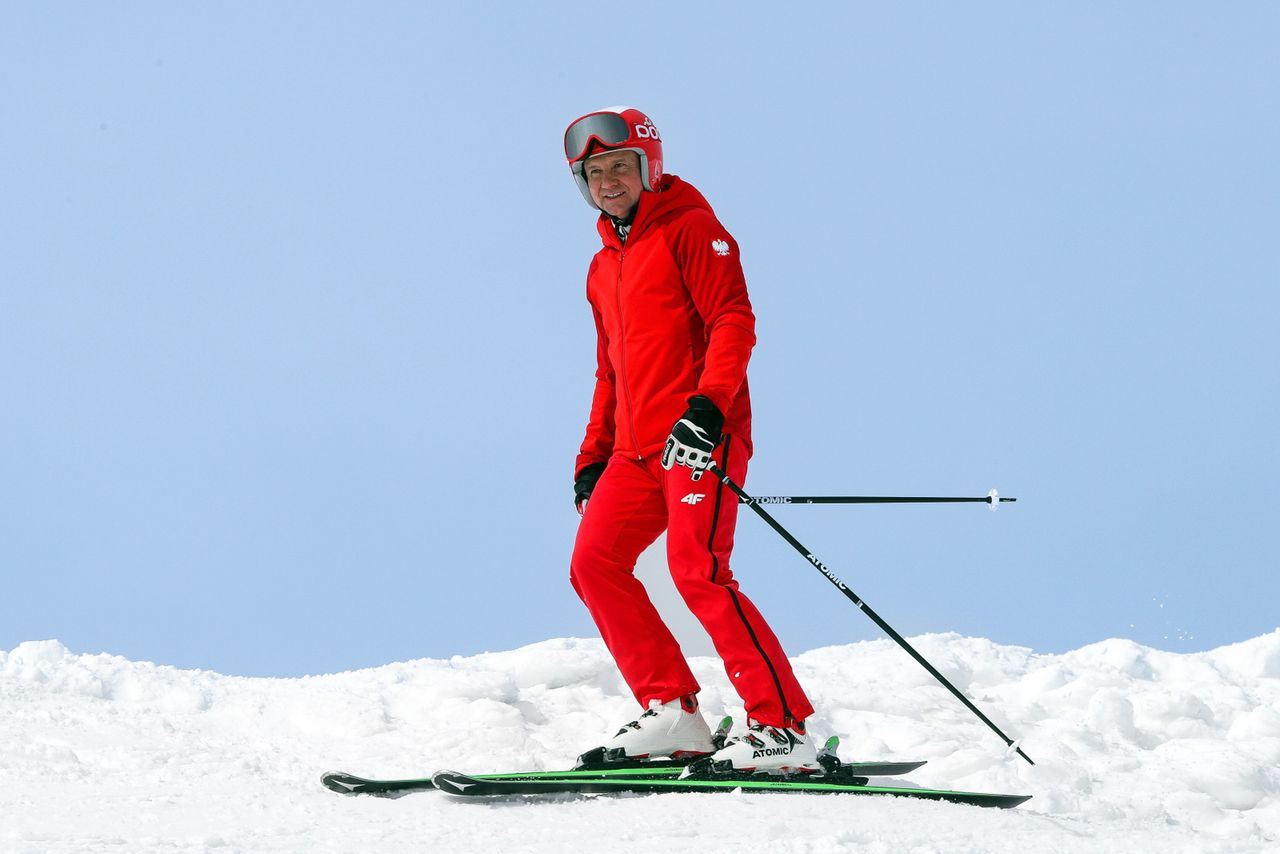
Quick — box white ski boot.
[603,695,715,760]
[706,720,820,774]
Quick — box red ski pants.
[569,437,814,727]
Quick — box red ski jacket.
[576,175,756,477]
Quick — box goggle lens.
[564,113,631,162]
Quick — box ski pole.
[707,463,1034,766]
[741,490,1016,508]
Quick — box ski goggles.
[564,112,632,163]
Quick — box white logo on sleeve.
[711,239,730,256]
[681,492,706,505]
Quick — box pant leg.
[661,436,815,727]
[570,455,700,707]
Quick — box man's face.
[584,150,644,218]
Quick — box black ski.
[321,758,926,797]
[431,770,1032,809]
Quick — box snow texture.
[3,631,1278,853]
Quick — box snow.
[3,632,1278,853]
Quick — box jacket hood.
[595,175,713,249]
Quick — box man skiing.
[564,107,818,773]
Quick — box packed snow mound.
[3,632,1278,853]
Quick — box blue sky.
[2,2,1277,677]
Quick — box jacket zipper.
[614,249,642,459]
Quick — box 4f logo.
[681,492,705,505]
[711,239,730,256]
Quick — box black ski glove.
[661,395,725,481]
[573,461,606,515]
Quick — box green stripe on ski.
[480,767,683,780]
